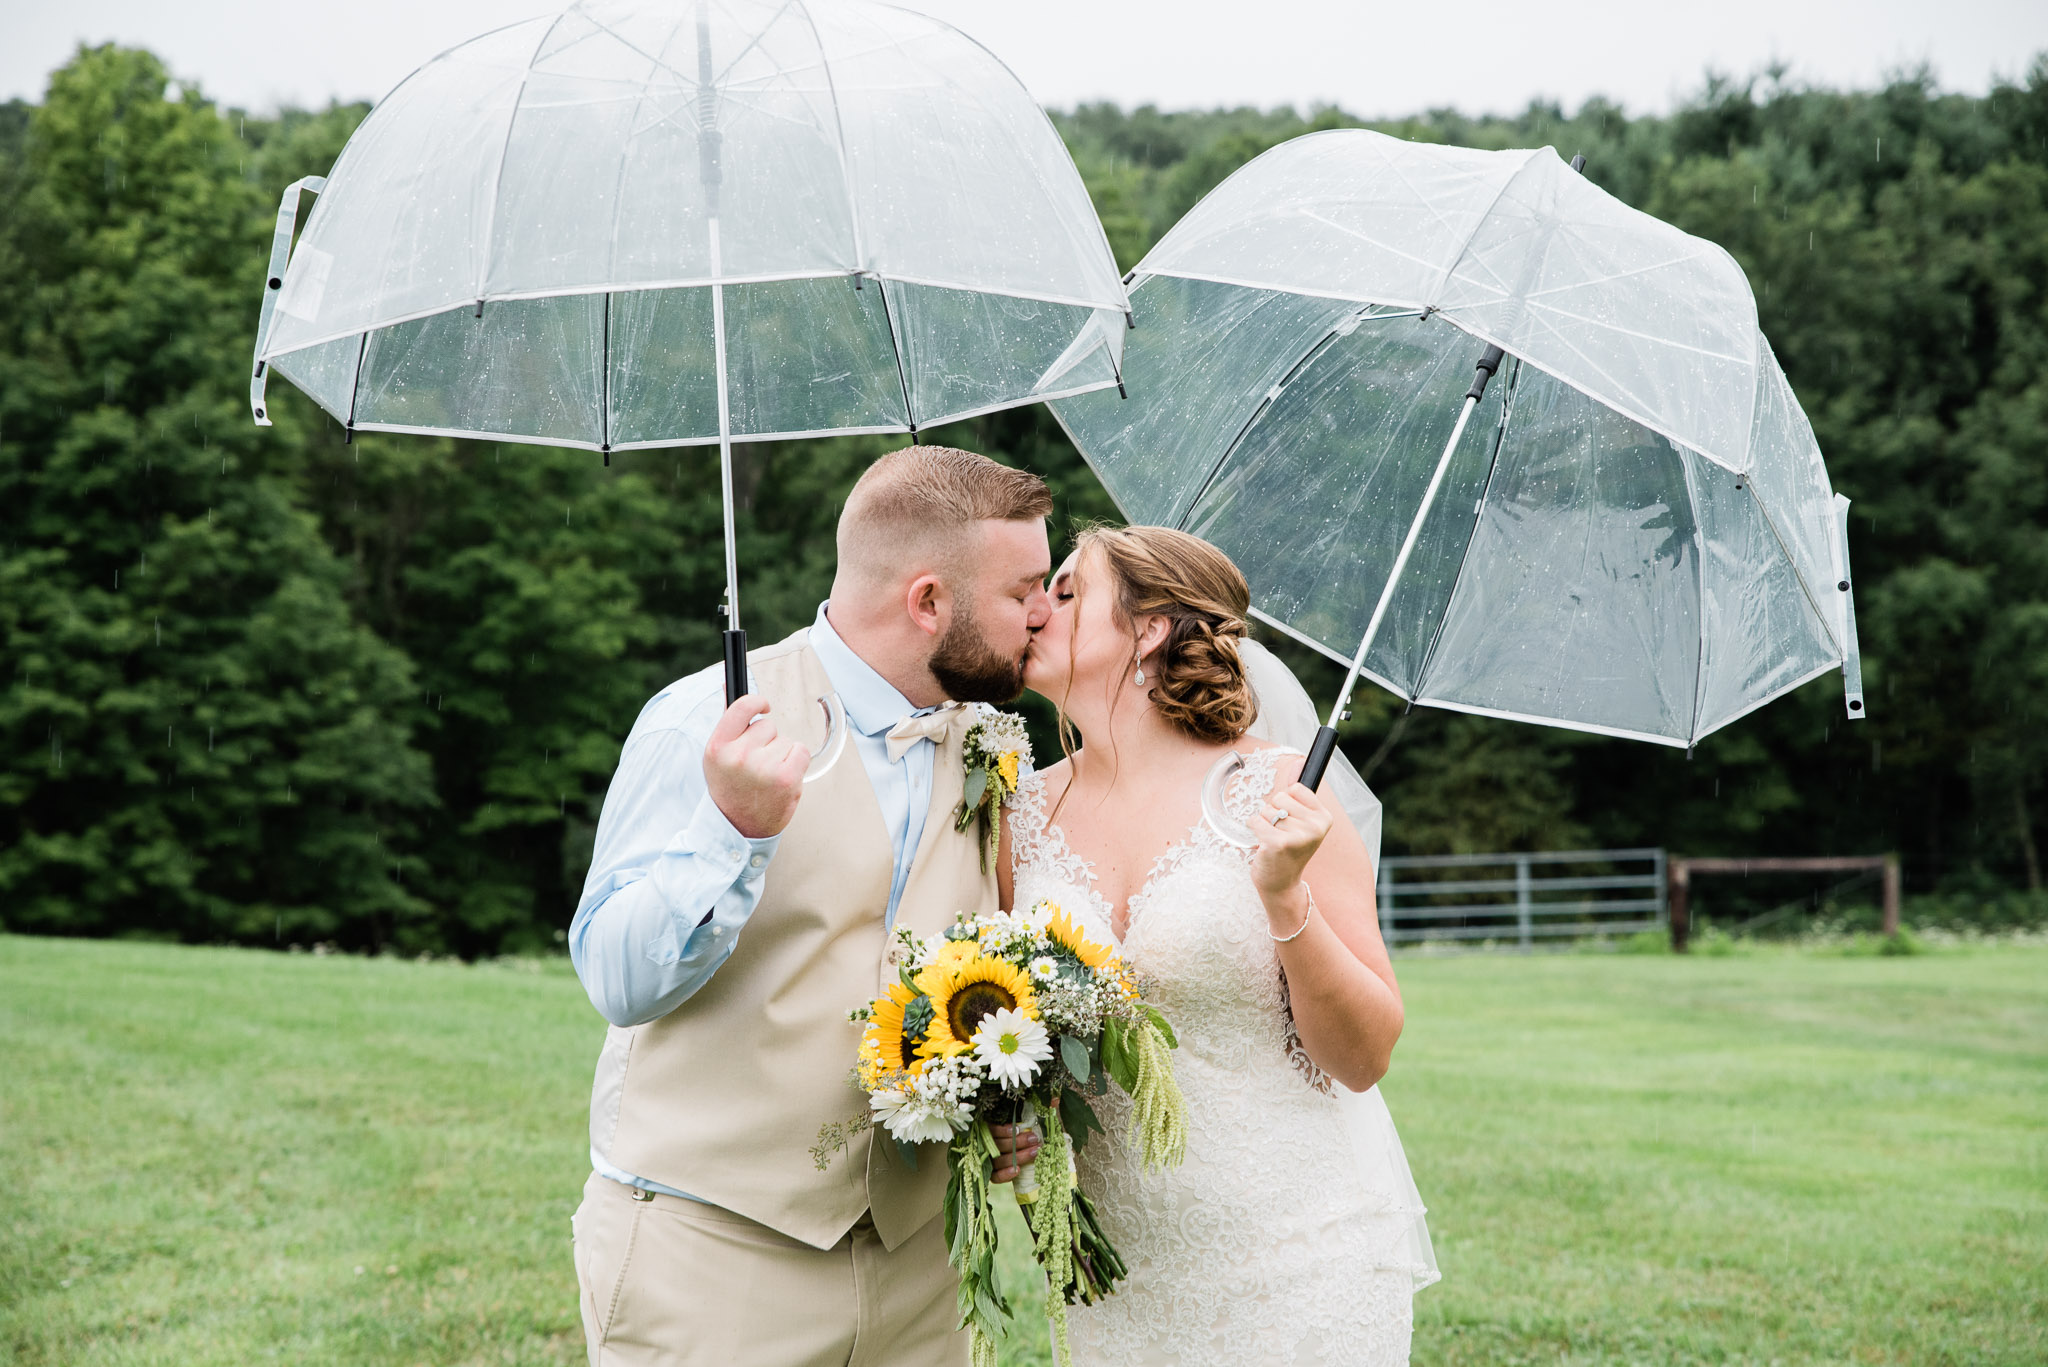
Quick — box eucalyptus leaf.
[962,765,989,809]
[1058,1032,1091,1081]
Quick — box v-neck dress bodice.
[1007,754,1435,1366]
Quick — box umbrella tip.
[1570,152,1588,174]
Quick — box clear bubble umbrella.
[249,0,1130,741]
[1050,129,1863,821]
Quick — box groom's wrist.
[676,793,780,886]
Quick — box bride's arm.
[1249,759,1404,1093]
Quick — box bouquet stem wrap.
[1010,1098,1045,1204]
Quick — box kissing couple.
[567,446,1435,1367]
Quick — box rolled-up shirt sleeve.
[569,691,780,1027]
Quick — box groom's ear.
[905,572,952,639]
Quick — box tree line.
[4,45,2046,954]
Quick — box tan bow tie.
[885,702,970,762]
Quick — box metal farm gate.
[1376,848,1668,950]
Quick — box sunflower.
[996,748,1020,790]
[1045,903,1116,972]
[860,981,928,1082]
[924,938,979,975]
[915,951,1038,1059]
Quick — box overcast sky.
[4,1,2042,119]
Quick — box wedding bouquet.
[844,899,1186,1366]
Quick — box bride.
[994,525,1437,1366]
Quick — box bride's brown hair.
[1067,525,1259,747]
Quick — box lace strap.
[1004,766,1052,867]
[1278,967,1337,1095]
[1220,745,1298,826]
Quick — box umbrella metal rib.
[1410,355,1521,702]
[1167,303,1417,533]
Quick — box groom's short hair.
[837,445,1052,586]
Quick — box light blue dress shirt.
[571,602,941,1199]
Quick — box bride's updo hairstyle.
[1075,526,1259,744]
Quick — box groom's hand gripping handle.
[704,696,809,840]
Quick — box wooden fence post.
[1668,860,1691,953]
[1882,855,1901,937]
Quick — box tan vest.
[589,629,998,1251]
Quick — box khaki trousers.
[571,1172,967,1367]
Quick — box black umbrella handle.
[723,629,749,704]
[1300,725,1341,791]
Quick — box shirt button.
[713,927,726,937]
[749,854,766,869]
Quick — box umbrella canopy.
[250,0,1129,450]
[249,0,1129,725]
[1053,129,1863,753]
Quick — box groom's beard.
[930,605,1027,704]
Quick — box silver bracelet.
[1269,882,1316,943]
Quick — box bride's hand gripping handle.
[1247,780,1333,914]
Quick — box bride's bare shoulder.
[1026,754,1074,800]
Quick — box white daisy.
[1028,955,1059,982]
[871,1086,964,1145]
[969,1007,1053,1089]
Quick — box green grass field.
[2,936,2042,1366]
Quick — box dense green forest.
[5,45,2048,954]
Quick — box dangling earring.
[1133,665,1146,686]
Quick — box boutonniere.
[953,711,1031,873]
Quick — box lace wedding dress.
[1008,750,1437,1367]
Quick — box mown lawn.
[2,935,2041,1366]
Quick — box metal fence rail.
[1377,847,1667,950]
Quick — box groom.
[567,446,1050,1367]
